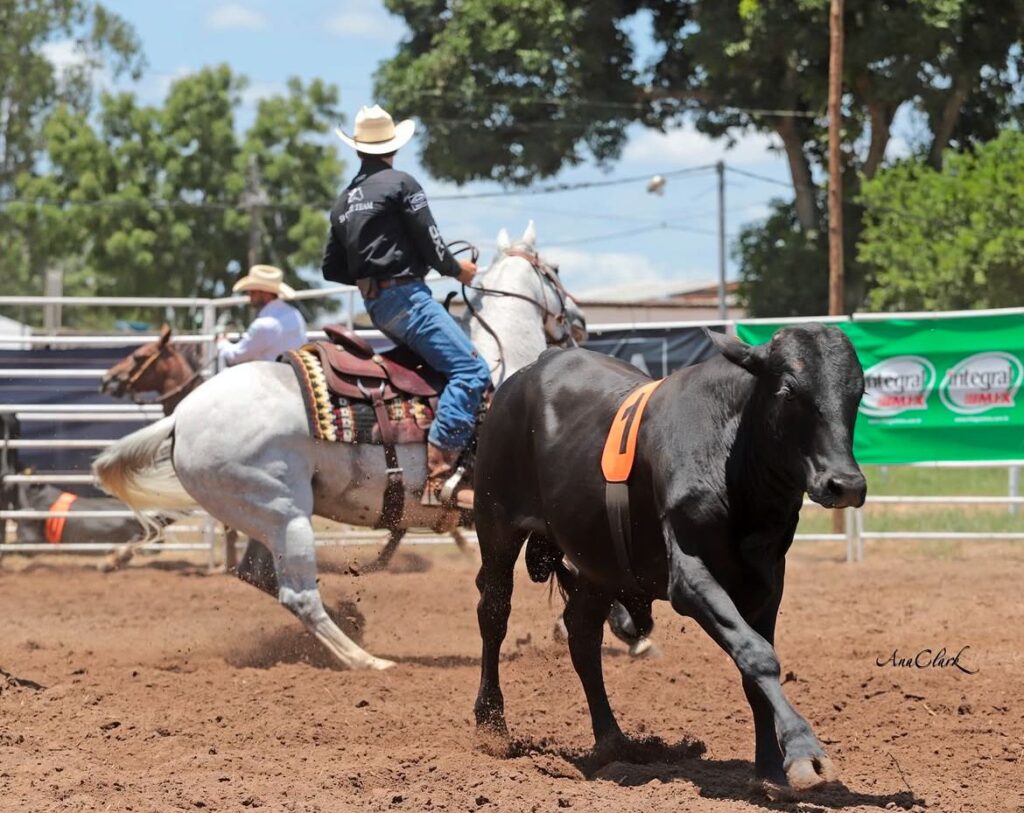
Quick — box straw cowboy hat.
[334,105,415,155]
[232,265,296,299]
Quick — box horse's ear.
[706,329,767,375]
[522,220,536,249]
[496,228,511,251]
[158,323,172,346]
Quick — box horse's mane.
[171,342,203,372]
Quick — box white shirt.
[218,298,307,366]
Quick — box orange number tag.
[601,380,664,483]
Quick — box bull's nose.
[826,472,867,508]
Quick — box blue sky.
[64,0,800,297]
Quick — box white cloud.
[41,39,86,72]
[624,125,783,167]
[326,2,403,41]
[541,247,666,295]
[206,3,268,31]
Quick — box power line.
[0,163,718,211]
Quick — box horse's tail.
[92,416,195,538]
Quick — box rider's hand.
[457,259,477,285]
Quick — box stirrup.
[439,466,466,506]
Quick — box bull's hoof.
[784,754,839,791]
[628,637,663,659]
[475,720,511,757]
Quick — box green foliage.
[4,65,345,326]
[858,130,1024,311]
[736,196,865,317]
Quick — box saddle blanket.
[282,347,435,444]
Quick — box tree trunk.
[775,116,818,233]
[928,74,972,170]
[855,75,894,180]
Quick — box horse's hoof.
[475,722,511,757]
[785,754,839,791]
[628,637,662,658]
[364,656,397,671]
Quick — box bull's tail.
[92,416,196,539]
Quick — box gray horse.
[94,223,585,670]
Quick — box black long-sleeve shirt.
[321,157,461,285]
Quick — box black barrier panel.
[583,325,722,379]
[0,345,149,478]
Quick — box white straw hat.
[334,105,415,154]
[232,265,296,299]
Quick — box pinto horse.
[95,223,588,670]
[472,324,867,795]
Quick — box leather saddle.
[311,324,446,401]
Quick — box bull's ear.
[158,323,172,346]
[706,329,767,375]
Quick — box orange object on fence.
[44,492,78,544]
[601,380,664,483]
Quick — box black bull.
[472,324,867,793]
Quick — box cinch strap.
[601,379,664,593]
[44,492,78,544]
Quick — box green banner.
[736,313,1024,464]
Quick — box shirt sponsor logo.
[406,191,428,212]
[428,224,445,261]
[348,187,365,204]
[860,355,936,417]
[939,351,1023,414]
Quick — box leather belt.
[378,276,422,290]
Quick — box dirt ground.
[1,539,1022,813]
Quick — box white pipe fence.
[2,291,1022,563]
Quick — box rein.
[126,347,213,407]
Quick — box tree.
[858,129,1024,312]
[6,66,345,326]
[0,0,142,308]
[377,0,1024,313]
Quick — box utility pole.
[828,0,846,538]
[716,160,727,320]
[827,0,844,316]
[242,154,269,269]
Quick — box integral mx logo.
[860,355,937,417]
[939,351,1023,415]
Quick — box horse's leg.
[361,528,406,573]
[607,600,659,658]
[273,512,395,671]
[473,519,527,736]
[563,576,624,752]
[236,538,279,597]
[451,528,474,559]
[223,527,239,572]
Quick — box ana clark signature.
[875,646,978,675]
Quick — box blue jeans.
[365,281,491,451]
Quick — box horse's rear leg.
[236,539,278,596]
[275,514,395,671]
[563,576,624,752]
[473,521,527,736]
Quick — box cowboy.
[321,105,489,510]
[218,265,308,367]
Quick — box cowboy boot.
[423,443,474,510]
